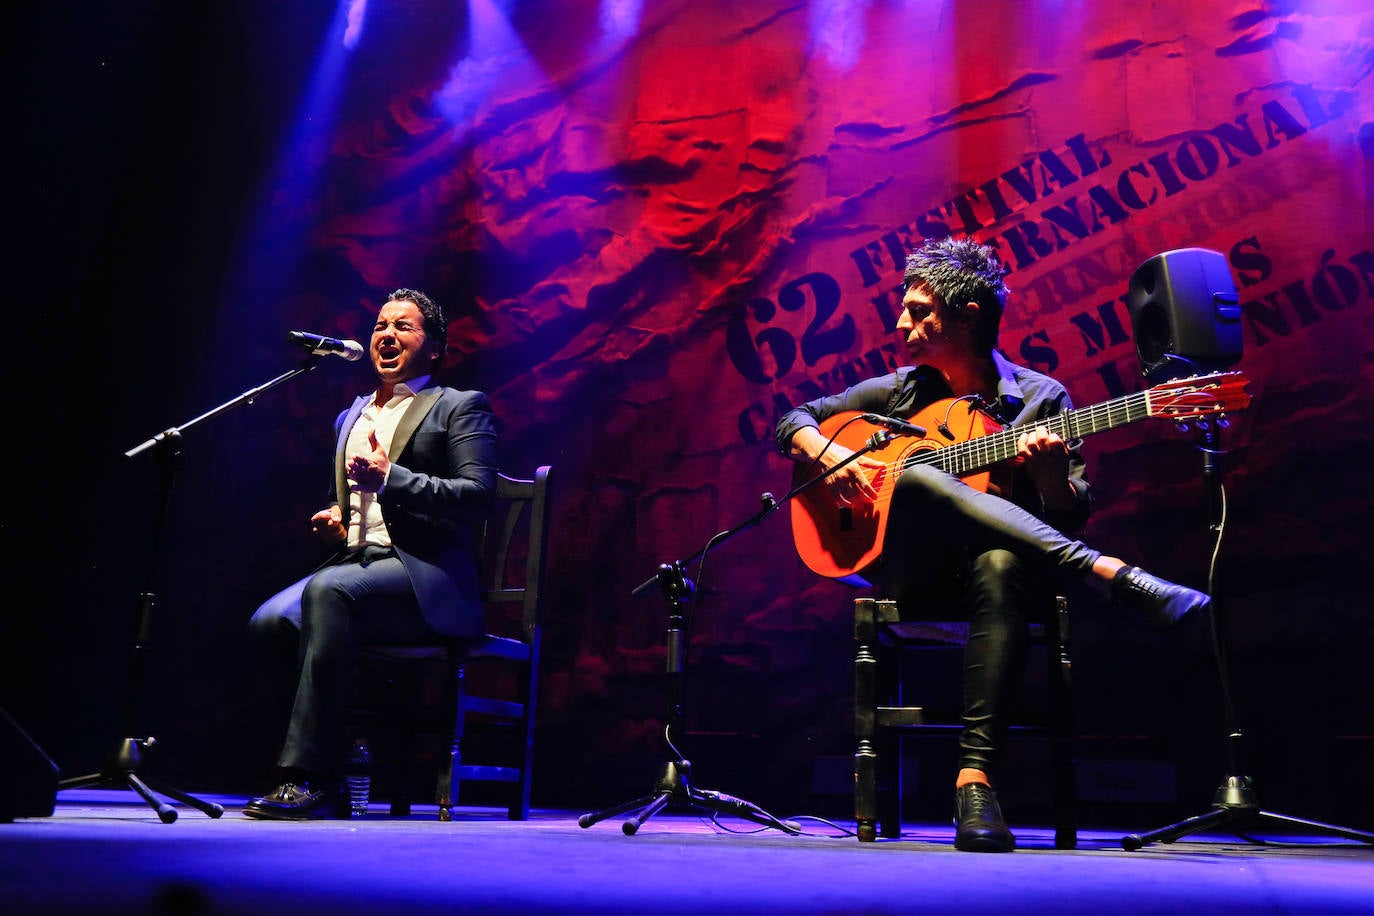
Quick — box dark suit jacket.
[330,385,498,638]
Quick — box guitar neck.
[913,390,1154,477]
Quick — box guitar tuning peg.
[1196,418,1211,431]
[1218,416,1231,429]
[1173,420,1190,433]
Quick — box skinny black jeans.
[880,464,1101,775]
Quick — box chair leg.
[876,729,902,839]
[384,659,418,818]
[437,661,465,823]
[1048,596,1077,850]
[854,598,880,843]
[876,643,902,839]
[509,662,536,821]
[389,723,413,818]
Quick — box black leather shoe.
[954,783,1015,852]
[1112,566,1211,628]
[243,781,343,821]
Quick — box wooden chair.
[349,465,552,820]
[854,593,1077,848]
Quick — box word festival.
[731,84,1356,446]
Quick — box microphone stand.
[579,426,906,836]
[1121,423,1374,849]
[58,355,329,823]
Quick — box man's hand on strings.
[822,447,887,506]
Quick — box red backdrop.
[12,0,1374,822]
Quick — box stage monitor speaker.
[1125,247,1243,381]
[0,705,59,821]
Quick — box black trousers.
[248,546,436,777]
[880,464,1101,776]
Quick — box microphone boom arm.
[125,360,322,460]
[630,427,895,597]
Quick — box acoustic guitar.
[789,371,1252,580]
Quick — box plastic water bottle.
[345,738,371,817]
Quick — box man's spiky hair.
[903,237,1009,352]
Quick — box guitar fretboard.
[903,389,1156,477]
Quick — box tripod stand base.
[1122,776,1374,850]
[58,738,224,824]
[578,760,800,836]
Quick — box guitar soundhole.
[838,507,853,532]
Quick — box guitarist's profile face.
[897,285,980,371]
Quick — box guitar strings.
[819,374,1236,503]
[859,387,1170,503]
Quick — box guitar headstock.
[1145,371,1252,418]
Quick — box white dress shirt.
[345,376,430,549]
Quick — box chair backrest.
[482,466,553,643]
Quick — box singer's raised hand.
[347,429,390,493]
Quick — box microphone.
[862,413,928,438]
[288,331,365,361]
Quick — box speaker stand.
[1122,775,1374,850]
[1122,424,1374,849]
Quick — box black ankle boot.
[1112,566,1211,628]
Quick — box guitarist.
[775,236,1210,853]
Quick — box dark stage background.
[6,0,1373,827]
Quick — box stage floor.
[3,790,1372,914]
